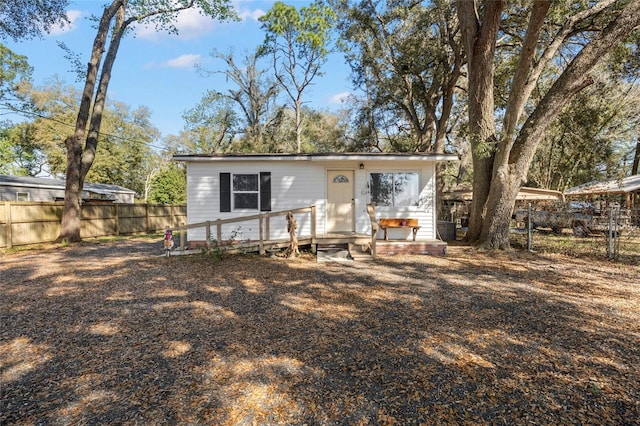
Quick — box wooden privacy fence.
[0,201,186,248]
[176,205,317,255]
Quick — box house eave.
[173,153,458,163]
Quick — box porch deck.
[316,232,447,256]
[184,233,447,259]
[175,208,447,260]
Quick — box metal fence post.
[607,205,614,260]
[613,206,620,261]
[527,202,533,252]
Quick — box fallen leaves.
[1,239,639,425]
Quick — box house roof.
[173,152,458,162]
[0,174,136,195]
[564,175,640,196]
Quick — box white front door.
[326,170,354,233]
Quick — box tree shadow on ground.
[1,241,639,425]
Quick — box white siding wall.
[353,160,436,240]
[0,185,63,201]
[185,159,438,243]
[187,162,325,242]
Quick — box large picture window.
[369,172,419,207]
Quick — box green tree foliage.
[0,0,69,41]
[13,79,161,195]
[0,121,45,176]
[331,0,463,155]
[259,1,335,153]
[182,90,238,154]
[0,0,68,122]
[191,46,349,154]
[58,0,236,242]
[301,107,351,153]
[530,74,640,191]
[206,50,279,151]
[148,163,186,204]
[25,77,79,175]
[0,44,32,106]
[87,102,159,196]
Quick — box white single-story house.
[173,153,457,248]
[0,174,136,203]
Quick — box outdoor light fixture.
[359,163,364,169]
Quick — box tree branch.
[511,0,640,172]
[510,0,619,137]
[501,1,551,144]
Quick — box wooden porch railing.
[174,205,317,255]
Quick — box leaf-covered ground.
[1,238,639,425]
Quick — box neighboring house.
[173,152,457,245]
[0,174,136,203]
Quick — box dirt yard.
[1,238,639,425]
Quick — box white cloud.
[234,0,266,22]
[329,92,353,105]
[237,8,266,22]
[162,54,202,68]
[48,9,82,36]
[135,7,217,41]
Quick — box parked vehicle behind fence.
[513,202,635,237]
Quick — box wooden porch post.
[259,214,265,255]
[367,203,378,259]
[180,222,185,252]
[265,213,271,241]
[310,205,317,253]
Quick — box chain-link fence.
[513,203,640,263]
[605,206,640,261]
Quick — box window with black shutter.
[260,172,271,211]
[220,173,231,212]
[220,171,271,212]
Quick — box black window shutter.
[260,172,271,211]
[220,173,231,212]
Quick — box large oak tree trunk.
[59,135,84,242]
[480,1,640,249]
[57,1,232,242]
[58,2,122,242]
[458,0,640,249]
[457,0,502,242]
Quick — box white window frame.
[16,191,30,201]
[368,171,420,207]
[232,173,260,211]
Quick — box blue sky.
[4,0,353,138]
